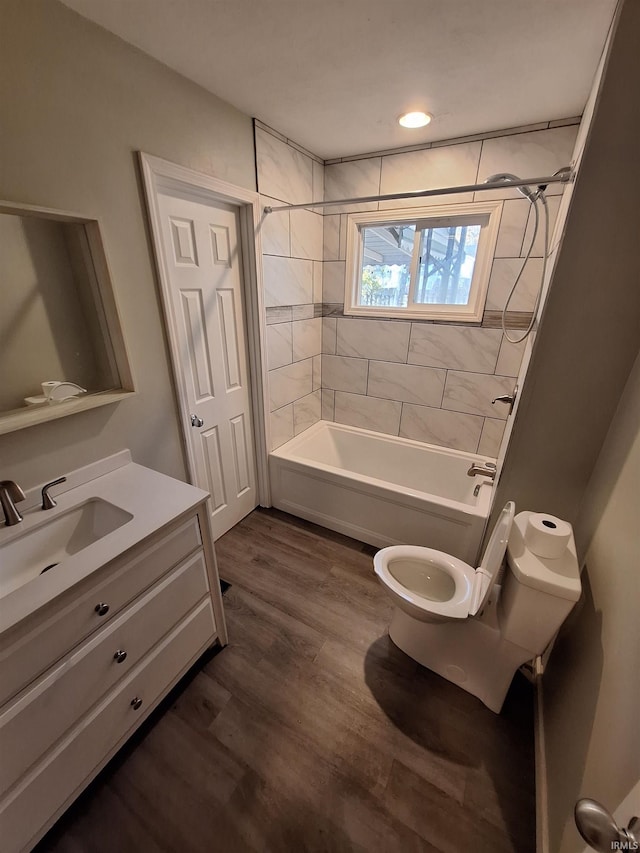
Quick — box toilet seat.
[374,502,515,623]
[374,546,475,621]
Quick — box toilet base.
[388,601,533,713]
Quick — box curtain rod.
[263,170,574,213]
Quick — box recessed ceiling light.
[398,111,432,129]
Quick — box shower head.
[485,172,538,201]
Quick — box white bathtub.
[269,420,494,564]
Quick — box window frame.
[344,200,503,323]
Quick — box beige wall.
[545,348,640,853]
[489,1,640,850]
[493,0,640,528]
[0,0,255,487]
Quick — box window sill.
[343,305,484,323]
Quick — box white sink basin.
[0,499,133,598]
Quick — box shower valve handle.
[492,385,518,415]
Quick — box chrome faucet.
[0,480,26,526]
[467,462,497,480]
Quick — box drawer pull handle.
[130,697,143,711]
[113,649,127,664]
[94,602,110,617]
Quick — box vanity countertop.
[0,451,209,635]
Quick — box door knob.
[190,414,204,428]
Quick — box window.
[344,201,502,322]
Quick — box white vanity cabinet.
[0,459,227,853]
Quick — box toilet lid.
[469,501,515,615]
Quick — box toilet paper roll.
[524,513,572,559]
[41,381,62,399]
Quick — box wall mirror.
[0,201,135,435]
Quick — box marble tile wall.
[320,122,579,457]
[255,122,324,449]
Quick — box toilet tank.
[499,512,581,655]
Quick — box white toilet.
[373,502,581,712]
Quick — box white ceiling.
[61,0,617,160]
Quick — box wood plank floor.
[38,508,535,853]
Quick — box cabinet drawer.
[0,550,211,798]
[0,516,201,706]
[0,599,216,853]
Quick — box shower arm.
[263,169,574,213]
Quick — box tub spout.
[467,462,497,480]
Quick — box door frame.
[138,152,270,506]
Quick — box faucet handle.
[0,480,26,526]
[42,476,67,510]
[0,480,26,502]
[492,384,518,414]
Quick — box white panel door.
[157,191,257,539]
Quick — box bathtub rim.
[270,420,494,519]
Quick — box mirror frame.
[0,200,136,435]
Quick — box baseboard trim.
[535,667,550,853]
